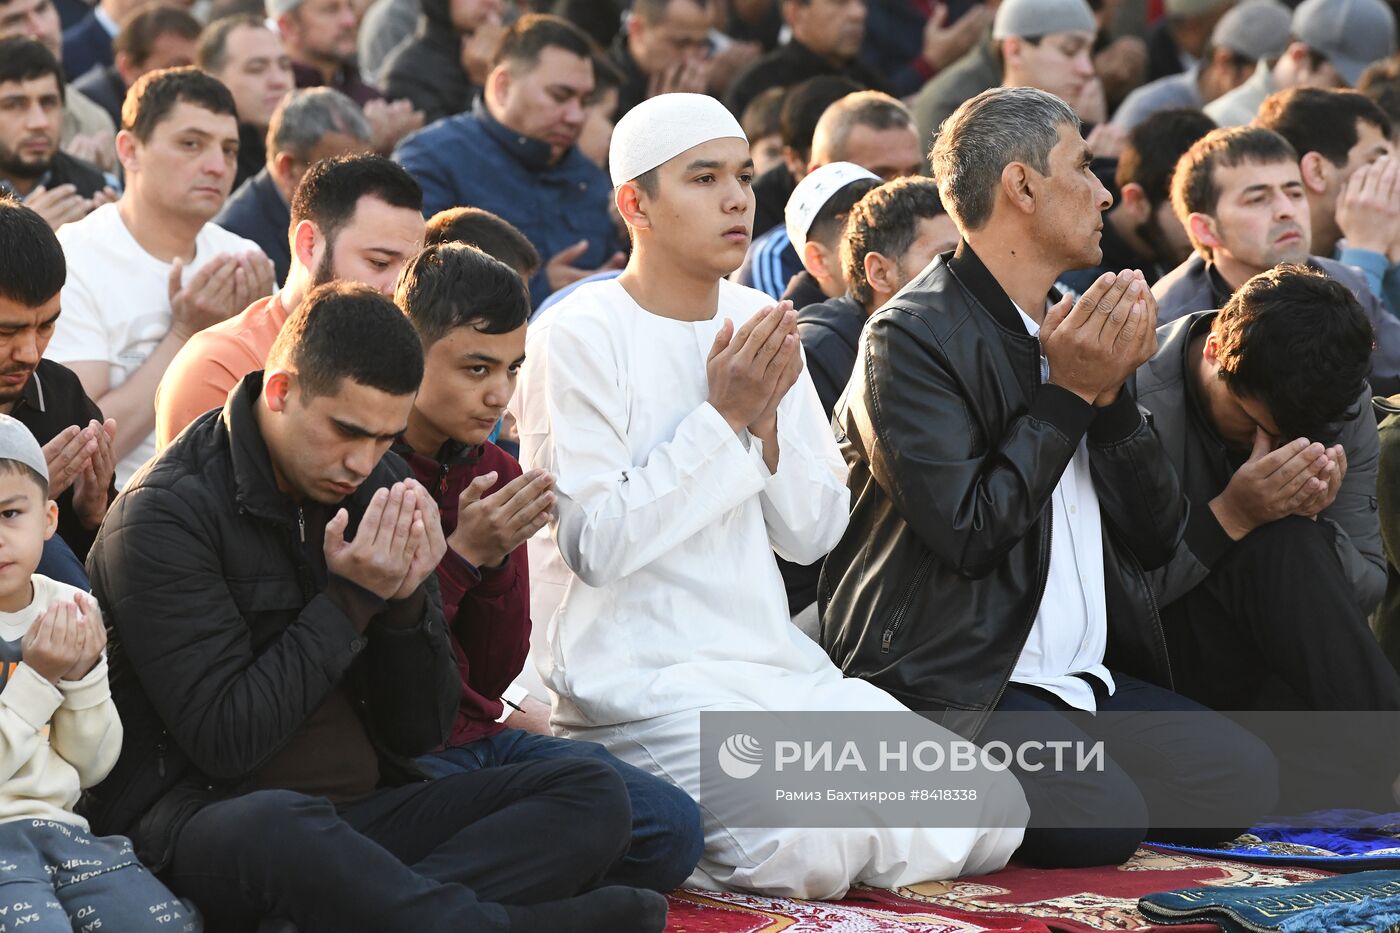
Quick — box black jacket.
[381,0,476,124]
[820,242,1185,736]
[214,168,292,285]
[83,372,459,867]
[795,293,864,417]
[11,359,113,560]
[608,33,649,120]
[726,38,891,123]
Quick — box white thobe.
[513,278,1025,898]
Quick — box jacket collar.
[474,99,562,172]
[946,239,1058,335]
[391,434,483,471]
[12,365,45,415]
[223,371,378,526]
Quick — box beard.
[312,235,341,287]
[0,139,53,182]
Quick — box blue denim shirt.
[394,102,620,307]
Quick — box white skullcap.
[785,162,879,255]
[609,92,747,189]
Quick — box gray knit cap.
[992,0,1097,40]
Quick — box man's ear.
[1117,182,1153,225]
[292,219,321,272]
[1188,211,1222,253]
[1202,330,1221,366]
[1299,151,1332,195]
[115,129,139,175]
[800,238,828,277]
[263,369,294,413]
[616,180,650,232]
[864,250,896,299]
[485,63,511,110]
[1000,160,1035,216]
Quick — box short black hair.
[0,37,65,103]
[0,460,49,500]
[425,207,541,278]
[196,14,266,73]
[780,74,862,160]
[1214,264,1374,443]
[841,176,945,307]
[121,66,237,142]
[0,197,65,307]
[267,281,424,399]
[492,13,595,71]
[805,177,879,251]
[289,154,423,246]
[396,243,530,346]
[1255,87,1393,167]
[1117,108,1216,207]
[117,4,200,68]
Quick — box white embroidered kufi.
[609,93,748,189]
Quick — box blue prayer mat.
[1139,868,1400,932]
[1149,811,1400,871]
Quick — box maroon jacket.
[396,438,530,746]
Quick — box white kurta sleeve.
[756,360,851,564]
[525,315,770,588]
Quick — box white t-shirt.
[50,203,264,487]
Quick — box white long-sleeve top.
[515,279,852,729]
[0,574,122,829]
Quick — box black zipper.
[880,552,934,653]
[296,506,305,543]
[155,733,168,778]
[438,461,450,498]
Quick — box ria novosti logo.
[717,733,764,779]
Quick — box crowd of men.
[3,0,1400,929]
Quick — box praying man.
[513,92,1028,900]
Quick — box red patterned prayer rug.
[664,847,1333,932]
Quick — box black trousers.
[1163,515,1400,809]
[981,673,1279,869]
[166,758,633,933]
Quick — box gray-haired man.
[214,87,372,282]
[820,86,1279,868]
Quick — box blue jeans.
[420,728,704,892]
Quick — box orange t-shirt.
[154,293,289,449]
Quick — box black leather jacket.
[819,242,1186,737]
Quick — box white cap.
[609,92,747,189]
[784,162,880,255]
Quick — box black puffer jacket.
[380,0,476,123]
[83,373,459,867]
[820,242,1185,737]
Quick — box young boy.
[392,242,705,893]
[512,92,1026,899]
[0,415,195,931]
